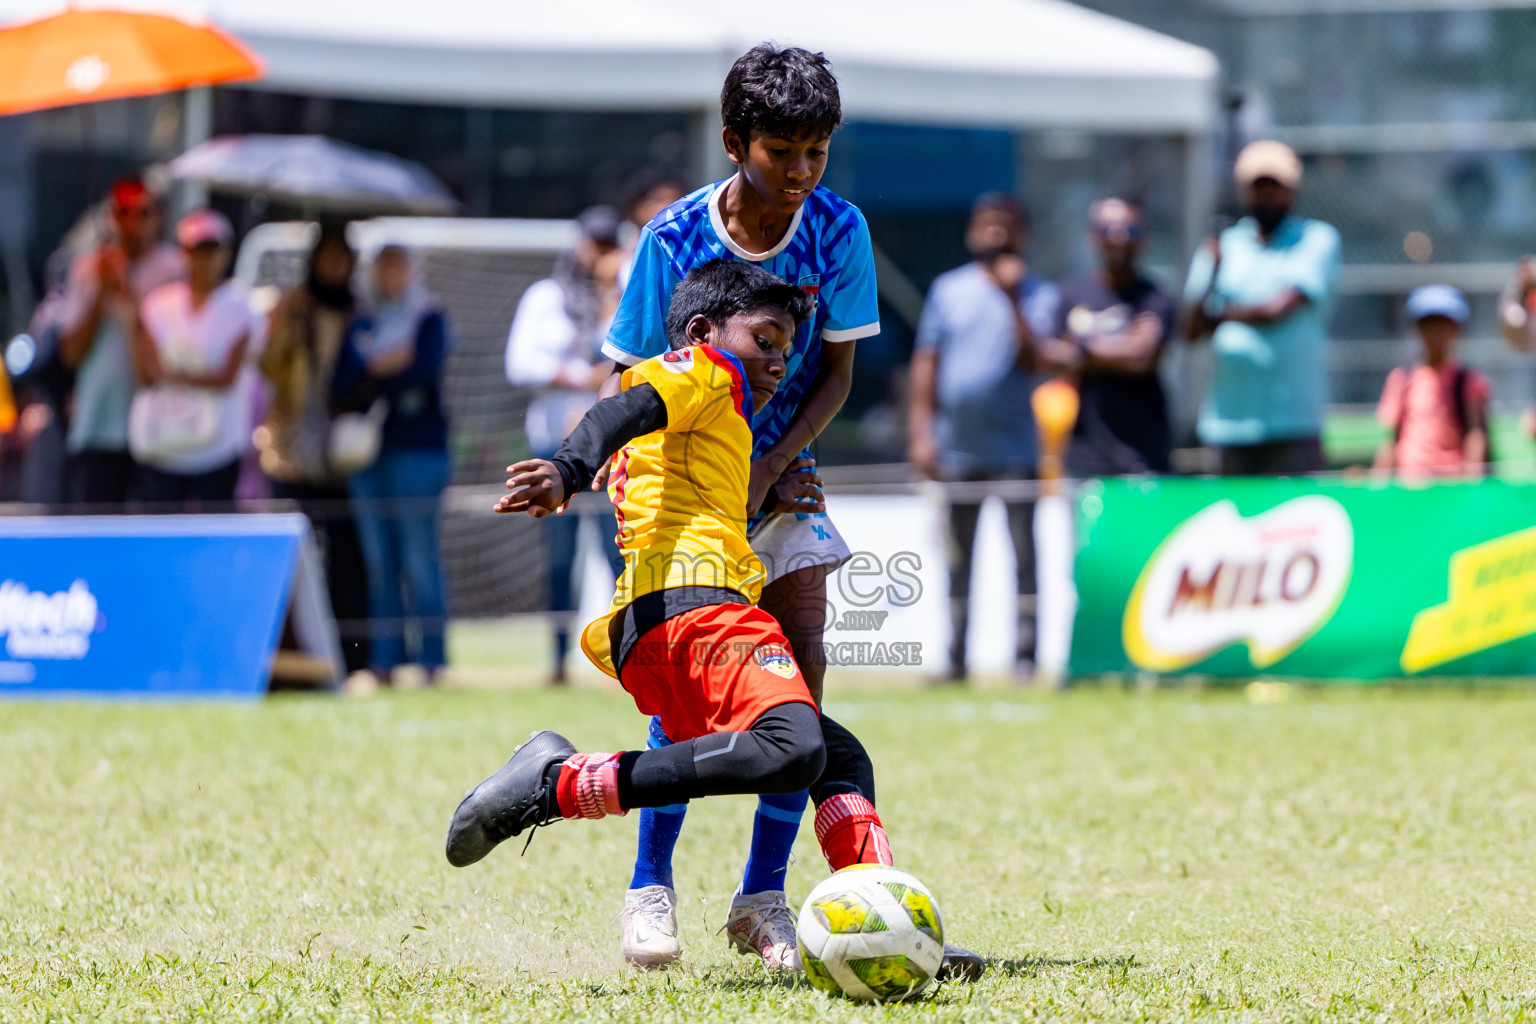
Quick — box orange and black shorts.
[618,603,815,743]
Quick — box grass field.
[7,673,1536,1023]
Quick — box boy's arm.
[495,384,666,516]
[601,228,674,366]
[748,340,855,514]
[585,369,627,491]
[744,209,880,512]
[588,230,674,489]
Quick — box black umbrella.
[167,133,458,215]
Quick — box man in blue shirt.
[1182,139,1342,475]
[908,192,1058,683]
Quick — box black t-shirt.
[1052,274,1176,476]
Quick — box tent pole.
[1181,129,1215,271]
[0,115,34,335]
[693,105,730,187]
[175,87,213,217]
[1175,128,1217,446]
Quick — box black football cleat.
[445,730,575,867]
[936,943,987,983]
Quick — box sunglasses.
[1092,223,1144,241]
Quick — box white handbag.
[328,399,388,475]
[127,386,221,464]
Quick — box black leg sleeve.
[808,714,876,807]
[616,702,826,810]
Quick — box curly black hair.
[721,43,842,146]
[664,258,814,350]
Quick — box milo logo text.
[1123,497,1354,671]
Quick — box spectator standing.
[131,210,259,508]
[1183,140,1342,476]
[1375,285,1490,479]
[618,168,689,286]
[14,250,76,504]
[505,206,626,684]
[255,221,371,675]
[1496,257,1536,441]
[332,245,452,687]
[1499,257,1536,352]
[56,175,185,505]
[1040,197,1176,476]
[907,192,1058,684]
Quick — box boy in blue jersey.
[594,43,983,981]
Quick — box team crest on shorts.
[661,347,695,372]
[753,642,797,678]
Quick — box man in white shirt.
[504,206,626,683]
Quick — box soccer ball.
[795,865,945,1002]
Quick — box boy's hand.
[759,456,826,516]
[494,459,568,517]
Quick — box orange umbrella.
[0,8,263,116]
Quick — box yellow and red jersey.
[580,345,766,677]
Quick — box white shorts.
[747,509,852,586]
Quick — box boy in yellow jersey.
[446,260,896,900]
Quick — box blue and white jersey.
[603,179,881,458]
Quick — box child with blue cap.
[1374,284,1491,479]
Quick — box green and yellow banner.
[1071,477,1536,679]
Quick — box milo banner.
[1071,476,1536,679]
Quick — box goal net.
[236,217,583,618]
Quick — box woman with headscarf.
[255,219,371,676]
[504,206,626,684]
[332,244,451,687]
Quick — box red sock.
[554,752,626,820]
[814,792,894,870]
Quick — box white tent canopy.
[0,0,1219,132]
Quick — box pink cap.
[176,208,234,249]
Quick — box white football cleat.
[725,890,802,971]
[620,885,681,969]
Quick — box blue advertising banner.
[0,514,329,699]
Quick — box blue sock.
[740,789,810,895]
[629,716,687,890]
